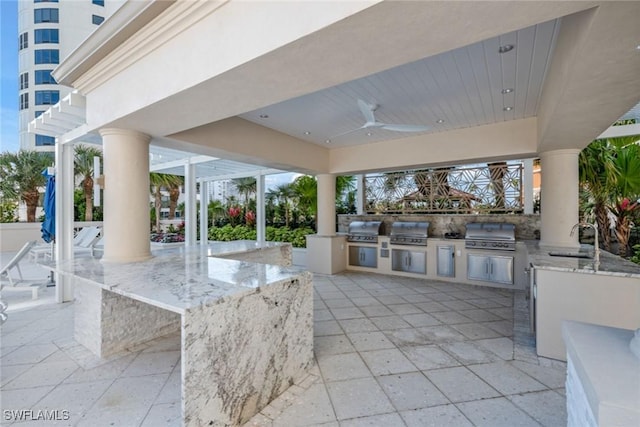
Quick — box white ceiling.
[240,18,561,149]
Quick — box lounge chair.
[1,241,42,300]
[29,226,102,261]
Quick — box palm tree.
[579,140,617,251]
[610,138,640,256]
[74,145,103,221]
[166,175,184,219]
[274,183,295,226]
[150,172,172,232]
[0,150,52,222]
[579,136,640,255]
[292,175,317,221]
[232,177,256,209]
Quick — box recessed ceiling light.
[502,88,514,94]
[325,139,331,144]
[436,119,445,124]
[259,114,269,119]
[303,131,311,135]
[503,106,513,111]
[498,44,514,54]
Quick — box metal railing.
[364,163,523,214]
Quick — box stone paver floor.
[1,271,567,426]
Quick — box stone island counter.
[45,241,313,427]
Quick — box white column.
[199,180,209,245]
[317,174,336,236]
[539,149,581,248]
[184,163,197,246]
[356,174,365,215]
[256,174,265,244]
[523,158,534,215]
[55,140,75,302]
[99,128,152,263]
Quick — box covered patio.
[5,1,640,426]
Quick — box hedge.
[208,224,314,248]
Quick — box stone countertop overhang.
[42,241,307,314]
[525,241,640,278]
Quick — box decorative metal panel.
[364,163,523,214]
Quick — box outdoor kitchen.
[342,215,530,290]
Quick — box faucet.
[570,222,600,263]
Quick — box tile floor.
[1,270,567,426]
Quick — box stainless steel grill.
[465,222,516,251]
[346,221,383,243]
[389,221,429,246]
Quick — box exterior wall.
[338,213,541,240]
[18,0,123,152]
[0,221,103,252]
[0,222,43,252]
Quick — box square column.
[307,173,346,274]
[99,128,152,262]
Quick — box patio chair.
[1,241,42,300]
[29,226,102,261]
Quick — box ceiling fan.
[329,99,429,141]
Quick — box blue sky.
[1,0,19,153]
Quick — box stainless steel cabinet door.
[437,245,455,277]
[349,246,377,268]
[407,250,426,274]
[467,254,489,281]
[392,249,426,274]
[489,255,513,285]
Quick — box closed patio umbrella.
[41,169,55,243]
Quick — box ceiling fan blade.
[380,123,429,132]
[329,125,366,140]
[357,99,376,124]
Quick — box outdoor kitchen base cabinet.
[391,249,426,274]
[467,254,514,285]
[348,246,377,268]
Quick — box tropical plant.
[0,150,52,222]
[150,172,172,232]
[167,175,184,219]
[579,136,640,255]
[274,183,296,226]
[0,200,18,223]
[232,177,256,208]
[74,145,103,221]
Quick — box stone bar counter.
[44,241,313,427]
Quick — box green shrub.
[630,244,640,265]
[208,224,314,248]
[0,200,18,223]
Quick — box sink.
[548,251,593,259]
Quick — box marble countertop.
[525,241,640,278]
[44,241,309,314]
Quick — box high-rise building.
[18,0,122,152]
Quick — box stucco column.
[55,140,75,302]
[199,180,208,245]
[539,149,581,248]
[356,174,365,215]
[317,174,336,236]
[99,128,152,262]
[256,174,265,244]
[184,163,197,246]
[522,158,534,215]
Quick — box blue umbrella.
[41,169,55,243]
